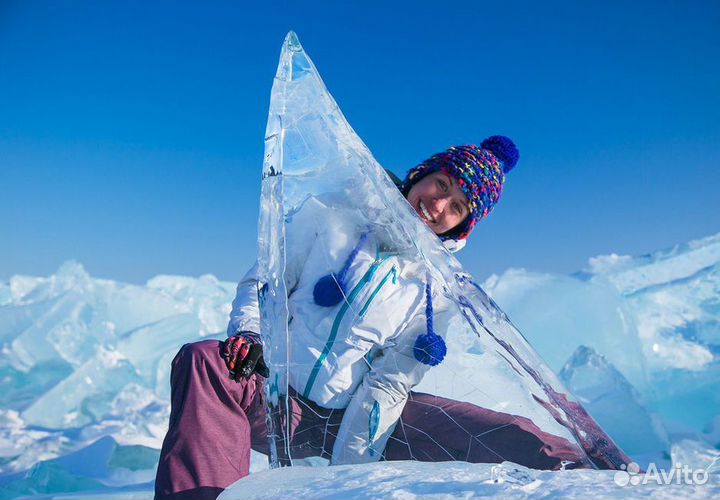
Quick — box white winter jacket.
[228,196,451,465]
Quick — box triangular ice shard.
[257,32,632,470]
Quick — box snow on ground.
[29,460,720,500]
[221,461,720,500]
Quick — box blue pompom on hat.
[480,135,519,174]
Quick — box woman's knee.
[182,339,222,358]
[172,339,224,374]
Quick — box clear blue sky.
[2,0,719,284]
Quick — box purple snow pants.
[155,340,588,499]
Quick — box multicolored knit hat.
[401,135,519,242]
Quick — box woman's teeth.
[419,201,435,223]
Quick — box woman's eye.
[437,180,448,191]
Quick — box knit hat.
[401,135,519,242]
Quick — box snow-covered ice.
[484,232,720,450]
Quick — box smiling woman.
[401,136,520,244]
[406,171,470,234]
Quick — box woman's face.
[406,171,470,235]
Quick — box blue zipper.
[302,251,395,399]
[358,266,397,317]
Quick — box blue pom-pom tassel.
[313,274,345,307]
[313,233,368,307]
[481,135,519,174]
[413,332,447,366]
[413,280,446,366]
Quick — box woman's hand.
[222,332,270,381]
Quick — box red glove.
[222,332,269,381]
